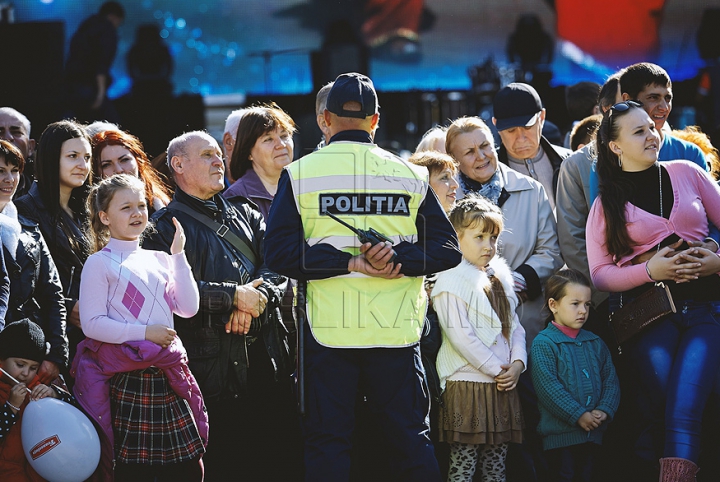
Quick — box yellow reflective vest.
[286,141,429,348]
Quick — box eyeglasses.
[608,100,642,117]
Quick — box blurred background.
[3,0,719,156]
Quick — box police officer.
[264,72,461,482]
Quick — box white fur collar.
[432,257,517,311]
[0,202,21,260]
[432,256,518,347]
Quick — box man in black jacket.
[142,131,301,481]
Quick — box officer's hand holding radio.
[362,240,397,270]
[348,243,403,279]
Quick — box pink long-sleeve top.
[587,161,720,292]
[79,237,199,344]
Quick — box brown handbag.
[610,164,678,353]
[610,282,676,352]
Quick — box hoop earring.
[617,153,623,168]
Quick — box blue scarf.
[459,169,503,205]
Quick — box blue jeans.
[627,300,720,463]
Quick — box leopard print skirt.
[439,380,524,445]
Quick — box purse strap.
[620,163,664,309]
[167,200,258,266]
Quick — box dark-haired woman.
[92,128,171,214]
[223,104,296,219]
[223,103,299,340]
[222,104,302,480]
[587,101,720,481]
[15,120,92,367]
[0,140,68,385]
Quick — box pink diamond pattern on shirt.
[122,281,146,319]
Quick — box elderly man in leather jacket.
[142,131,299,481]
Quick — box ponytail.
[485,274,513,340]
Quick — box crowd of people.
[0,53,719,482]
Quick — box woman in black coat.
[15,120,92,365]
[0,140,67,384]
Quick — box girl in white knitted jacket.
[432,195,527,482]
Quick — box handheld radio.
[324,211,396,262]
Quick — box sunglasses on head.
[608,100,642,117]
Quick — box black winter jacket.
[3,215,68,367]
[16,183,89,360]
[15,183,89,319]
[142,189,289,401]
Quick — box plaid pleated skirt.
[110,367,205,465]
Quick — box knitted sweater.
[79,238,199,344]
[530,323,620,450]
[432,257,527,389]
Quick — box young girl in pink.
[72,174,207,481]
[433,195,526,482]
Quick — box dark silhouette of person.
[127,24,174,97]
[507,14,554,84]
[64,1,125,122]
[115,23,203,159]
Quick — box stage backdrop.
[15,0,711,98]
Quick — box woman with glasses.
[224,103,296,220]
[587,101,720,481]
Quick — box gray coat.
[555,142,608,307]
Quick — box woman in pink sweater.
[76,174,205,481]
[586,101,720,481]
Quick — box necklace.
[656,162,663,254]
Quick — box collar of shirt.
[329,130,373,144]
[551,321,580,339]
[507,145,544,164]
[233,167,274,202]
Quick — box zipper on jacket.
[67,266,75,297]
